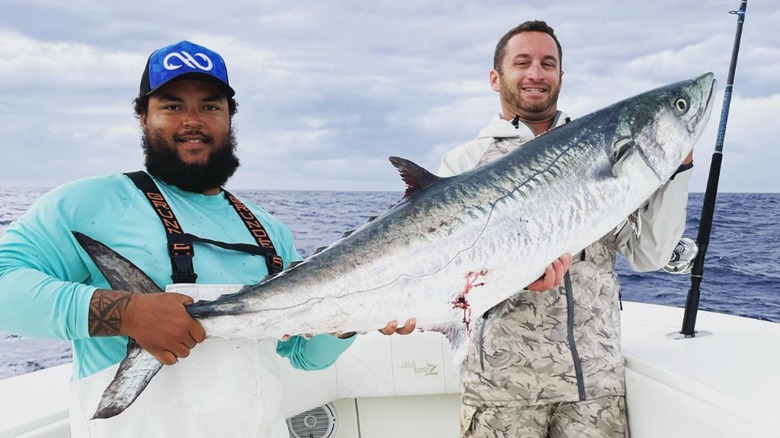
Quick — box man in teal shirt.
[0,40,412,437]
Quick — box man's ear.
[489,69,501,92]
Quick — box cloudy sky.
[1,0,777,193]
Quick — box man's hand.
[334,318,416,339]
[89,290,206,365]
[526,254,573,292]
[378,318,417,335]
[123,292,207,365]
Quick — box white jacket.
[438,112,693,407]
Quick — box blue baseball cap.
[139,40,235,97]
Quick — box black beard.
[142,128,240,193]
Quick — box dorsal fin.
[388,156,442,198]
[342,230,354,238]
[313,246,327,255]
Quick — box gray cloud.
[1,0,776,193]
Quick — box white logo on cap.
[163,51,213,71]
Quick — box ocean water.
[1,188,778,380]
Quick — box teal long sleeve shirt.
[0,173,354,379]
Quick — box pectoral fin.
[610,138,637,177]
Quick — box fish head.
[615,72,716,181]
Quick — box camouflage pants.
[461,395,628,438]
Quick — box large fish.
[78,72,716,419]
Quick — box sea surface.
[1,188,778,380]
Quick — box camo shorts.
[461,395,628,438]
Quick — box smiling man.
[438,21,694,437]
[0,40,412,437]
[492,26,562,133]
[138,46,240,195]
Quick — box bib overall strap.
[125,171,286,281]
[223,190,284,275]
[125,171,197,283]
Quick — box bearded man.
[0,40,411,438]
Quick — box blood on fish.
[452,270,488,331]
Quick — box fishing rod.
[680,0,748,337]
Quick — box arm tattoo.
[89,290,132,336]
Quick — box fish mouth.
[688,74,717,134]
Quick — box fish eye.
[674,97,689,113]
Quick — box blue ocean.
[1,188,778,380]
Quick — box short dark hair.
[133,94,239,119]
[493,20,562,73]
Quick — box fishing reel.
[663,237,698,274]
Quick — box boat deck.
[1,302,779,437]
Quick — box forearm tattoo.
[89,290,131,336]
